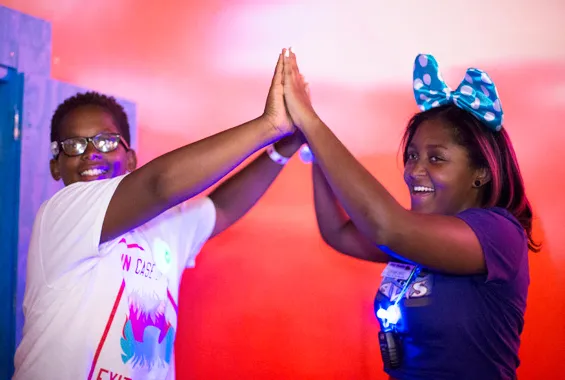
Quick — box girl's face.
[403,119,485,215]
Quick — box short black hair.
[50,91,131,145]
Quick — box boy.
[14,50,300,380]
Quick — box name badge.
[381,262,416,281]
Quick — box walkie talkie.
[376,263,419,371]
[378,330,402,369]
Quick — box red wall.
[4,1,564,378]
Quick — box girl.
[283,50,538,379]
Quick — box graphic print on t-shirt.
[373,268,435,333]
[377,269,434,304]
[120,294,175,368]
[89,237,178,380]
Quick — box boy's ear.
[50,158,61,181]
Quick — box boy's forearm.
[208,136,302,236]
[102,115,282,243]
[150,116,280,206]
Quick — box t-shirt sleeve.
[182,196,217,268]
[156,196,216,270]
[38,175,125,286]
[456,208,528,283]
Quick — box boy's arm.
[208,132,303,237]
[101,52,293,243]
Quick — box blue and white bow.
[413,54,503,132]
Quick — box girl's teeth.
[414,186,434,192]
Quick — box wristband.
[266,145,290,165]
[299,145,314,164]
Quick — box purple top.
[375,207,529,379]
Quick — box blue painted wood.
[0,6,51,76]
[0,65,23,380]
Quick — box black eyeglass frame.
[50,132,131,158]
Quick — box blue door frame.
[0,64,23,379]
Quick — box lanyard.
[376,265,421,331]
[392,265,421,306]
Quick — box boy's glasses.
[51,132,130,158]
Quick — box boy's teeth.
[81,168,107,176]
[414,185,434,192]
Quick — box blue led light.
[376,304,401,329]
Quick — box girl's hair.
[401,104,541,252]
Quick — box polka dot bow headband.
[413,54,503,132]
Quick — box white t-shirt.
[13,175,216,380]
